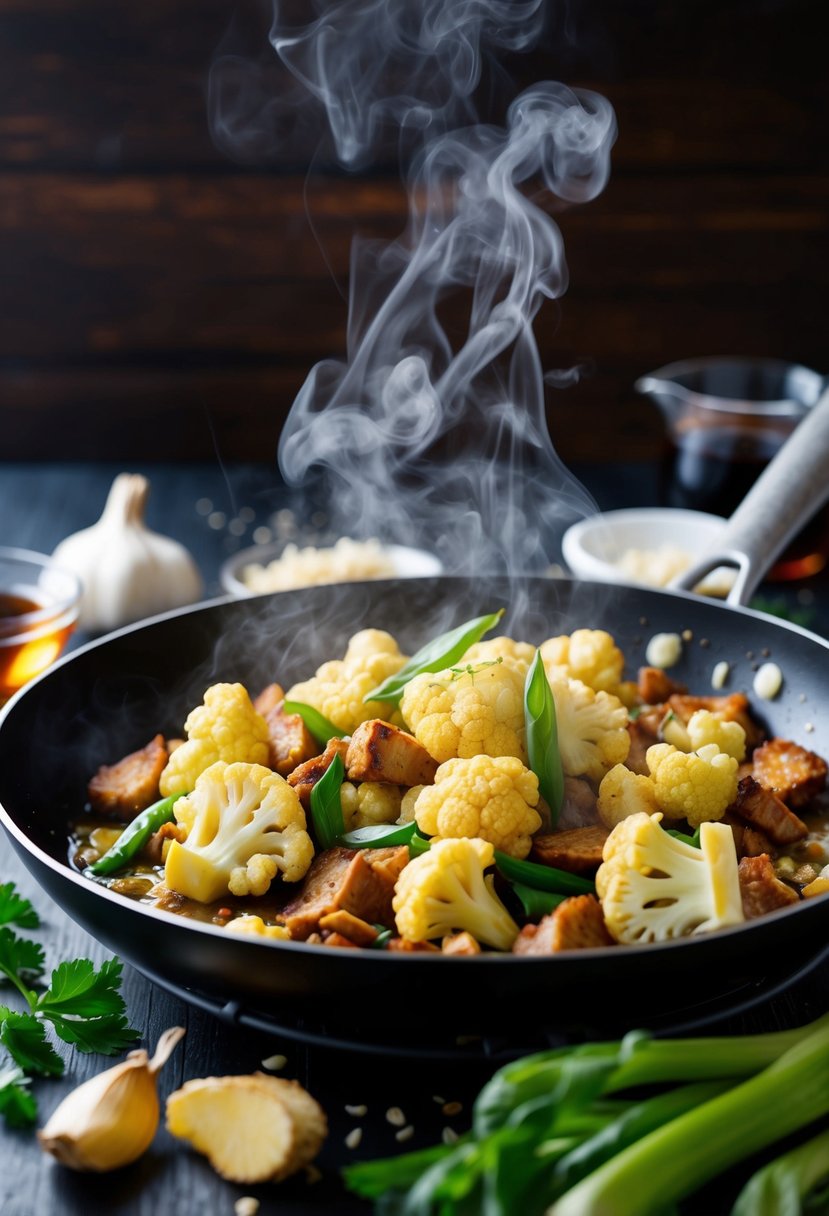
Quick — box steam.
[211,0,617,588]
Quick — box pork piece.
[626,717,659,776]
[322,932,360,949]
[87,734,168,821]
[281,845,409,939]
[667,693,764,750]
[144,820,187,866]
[318,909,378,947]
[346,719,438,786]
[530,826,609,876]
[556,778,600,830]
[738,854,799,920]
[287,739,350,808]
[637,667,686,704]
[730,775,808,845]
[751,738,828,808]
[442,931,481,956]
[722,812,775,860]
[386,938,440,952]
[254,684,318,776]
[512,895,614,954]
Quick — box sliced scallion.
[524,649,564,824]
[308,753,345,850]
[282,700,343,747]
[495,851,594,896]
[339,822,417,849]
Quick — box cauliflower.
[462,636,535,674]
[541,629,625,694]
[548,674,629,783]
[597,764,660,829]
[647,741,739,827]
[224,915,290,940]
[164,761,314,903]
[413,755,541,859]
[393,837,520,950]
[286,629,406,735]
[686,710,747,762]
[340,781,402,832]
[159,683,270,798]
[596,811,744,943]
[400,660,526,764]
[397,785,424,824]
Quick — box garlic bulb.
[53,473,203,632]
[38,1026,185,1172]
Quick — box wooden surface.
[1,0,828,462]
[0,461,828,1214]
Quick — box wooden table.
[1,462,827,1216]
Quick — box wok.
[1,574,828,1039]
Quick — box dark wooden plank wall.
[0,0,827,463]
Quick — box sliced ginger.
[165,1073,326,1183]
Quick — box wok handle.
[673,387,829,606]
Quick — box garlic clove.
[38,1025,185,1172]
[53,474,204,633]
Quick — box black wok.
[1,575,827,1040]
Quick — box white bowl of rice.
[220,537,443,597]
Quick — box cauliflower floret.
[286,628,407,735]
[224,915,290,940]
[596,811,744,943]
[647,741,739,827]
[463,636,535,675]
[548,674,629,783]
[159,683,270,797]
[397,785,424,824]
[339,781,402,832]
[686,710,747,762]
[400,661,526,764]
[414,755,540,859]
[164,761,314,903]
[393,837,520,950]
[541,629,625,694]
[597,764,660,829]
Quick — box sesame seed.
[442,1127,460,1145]
[345,1104,367,1117]
[432,1095,446,1105]
[345,1127,363,1149]
[761,647,770,657]
[386,1107,406,1127]
[442,1101,463,1117]
[261,1054,287,1071]
[682,629,693,641]
[805,722,815,733]
[235,1199,259,1216]
[639,616,649,627]
[396,1126,415,1143]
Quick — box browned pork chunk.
[318,909,378,947]
[626,717,658,776]
[556,777,600,830]
[738,854,799,919]
[287,739,350,807]
[730,775,808,845]
[751,738,828,808]
[637,666,686,704]
[442,931,481,955]
[281,845,408,939]
[530,826,609,876]
[346,720,438,786]
[512,895,614,954]
[254,684,318,776]
[722,812,775,860]
[87,734,168,820]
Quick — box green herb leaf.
[0,1009,64,1076]
[0,1066,37,1128]
[512,883,567,921]
[524,650,564,824]
[0,884,39,930]
[363,609,505,705]
[46,1011,138,1056]
[36,957,127,1020]
[282,701,343,747]
[495,852,594,896]
[309,753,346,850]
[0,927,45,989]
[339,821,417,849]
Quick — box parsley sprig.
[0,883,139,1126]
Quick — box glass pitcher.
[636,357,829,579]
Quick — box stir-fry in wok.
[71,612,829,954]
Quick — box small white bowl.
[562,508,727,589]
[220,541,443,597]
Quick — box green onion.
[339,821,417,848]
[363,609,505,705]
[281,700,343,747]
[408,832,432,860]
[87,794,185,876]
[494,851,594,896]
[524,650,564,823]
[512,883,567,920]
[308,753,345,849]
[731,1127,829,1216]
[666,826,702,848]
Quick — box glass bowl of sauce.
[0,548,82,704]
